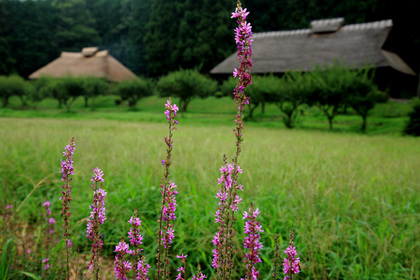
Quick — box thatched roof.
[211,19,416,76]
[29,47,137,82]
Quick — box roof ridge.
[253,19,392,39]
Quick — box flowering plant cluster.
[86,167,107,279]
[113,211,149,280]
[45,2,301,280]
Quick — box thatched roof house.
[29,47,137,82]
[211,18,416,76]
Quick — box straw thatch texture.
[211,19,416,76]
[29,48,137,82]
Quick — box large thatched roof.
[29,47,137,82]
[211,18,416,76]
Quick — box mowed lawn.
[1,117,419,279]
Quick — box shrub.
[404,99,420,136]
[115,78,154,107]
[157,69,217,112]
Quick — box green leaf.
[1,239,13,280]
[19,272,42,280]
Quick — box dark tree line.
[0,0,418,78]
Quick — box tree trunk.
[84,96,89,108]
[248,103,258,119]
[182,99,189,112]
[261,101,265,114]
[19,96,27,106]
[65,102,71,113]
[58,99,62,109]
[328,116,333,131]
[361,115,367,133]
[417,74,420,98]
[2,97,9,108]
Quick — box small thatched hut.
[29,47,137,82]
[211,18,417,97]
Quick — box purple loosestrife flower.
[42,258,50,270]
[87,167,107,279]
[114,238,133,280]
[283,229,300,280]
[59,137,76,280]
[157,98,179,280]
[175,253,188,280]
[43,201,55,235]
[242,204,263,280]
[128,216,143,248]
[136,256,151,280]
[192,265,207,280]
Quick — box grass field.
[0,95,417,135]
[1,98,419,279]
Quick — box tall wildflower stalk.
[156,98,179,280]
[272,234,281,280]
[59,137,76,280]
[212,1,253,279]
[242,203,263,279]
[87,167,106,280]
[283,229,301,279]
[42,201,55,276]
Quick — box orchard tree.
[115,78,154,107]
[157,69,217,112]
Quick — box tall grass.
[1,117,419,279]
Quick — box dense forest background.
[0,0,419,79]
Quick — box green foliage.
[270,73,310,128]
[38,77,87,112]
[404,99,420,136]
[157,69,217,112]
[1,239,13,280]
[81,77,109,107]
[245,75,279,119]
[345,69,381,132]
[52,0,100,51]
[0,75,32,107]
[307,63,379,131]
[115,78,154,107]
[219,77,236,98]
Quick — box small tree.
[244,76,272,119]
[0,74,30,107]
[404,99,420,136]
[157,69,217,112]
[115,78,154,107]
[42,77,86,112]
[346,68,381,132]
[308,63,353,131]
[271,73,309,128]
[82,77,109,108]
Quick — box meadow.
[1,96,419,279]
